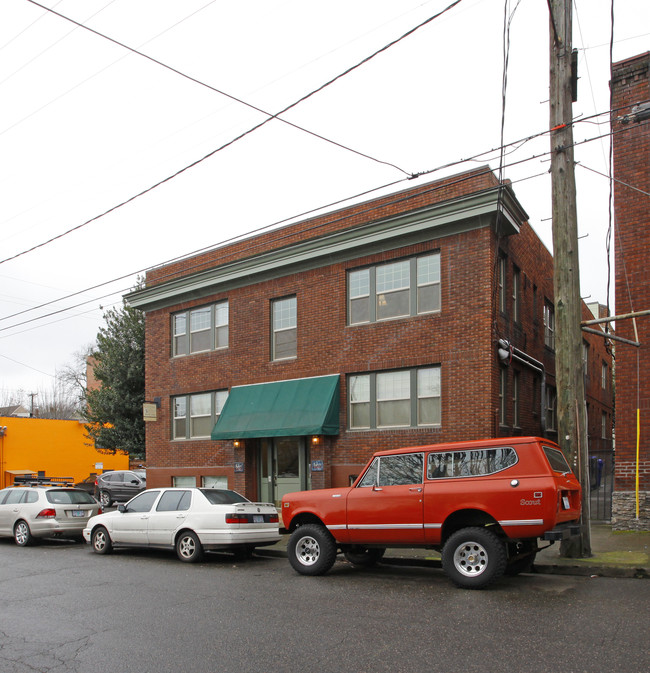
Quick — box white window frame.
[348,366,441,430]
[347,252,440,325]
[271,296,297,361]
[172,390,229,440]
[172,301,229,357]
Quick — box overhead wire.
[0,0,469,267]
[0,112,641,333]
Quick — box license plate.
[562,496,570,510]
[253,515,264,523]
[72,510,86,517]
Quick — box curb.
[256,547,650,579]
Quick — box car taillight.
[269,514,279,523]
[36,509,56,518]
[97,507,103,515]
[225,513,248,524]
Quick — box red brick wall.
[612,53,650,494]
[141,169,612,496]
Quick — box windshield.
[47,490,96,504]
[200,489,250,505]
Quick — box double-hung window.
[272,296,297,360]
[348,252,440,325]
[543,301,555,350]
[172,390,229,439]
[348,366,441,430]
[172,301,229,356]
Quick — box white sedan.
[83,487,280,562]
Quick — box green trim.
[127,185,526,312]
[211,375,340,440]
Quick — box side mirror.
[131,479,139,485]
[118,504,126,513]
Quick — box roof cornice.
[127,185,527,312]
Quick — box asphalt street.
[1,538,648,673]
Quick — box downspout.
[498,339,547,436]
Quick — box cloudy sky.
[1,0,648,401]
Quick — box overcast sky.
[1,0,648,401]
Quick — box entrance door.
[258,437,308,507]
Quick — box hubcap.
[179,536,196,559]
[453,541,488,577]
[295,535,320,566]
[94,531,106,551]
[15,523,28,545]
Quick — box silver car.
[0,486,101,546]
[84,487,280,562]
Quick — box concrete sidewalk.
[258,522,650,579]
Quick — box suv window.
[358,453,424,487]
[102,473,121,483]
[427,447,518,479]
[157,490,191,512]
[124,491,159,513]
[543,445,572,474]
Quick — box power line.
[0,114,637,332]
[1,0,468,267]
[23,0,414,173]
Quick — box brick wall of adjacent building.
[137,168,613,500]
[611,52,650,529]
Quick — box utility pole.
[548,0,591,557]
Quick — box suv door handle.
[409,487,422,492]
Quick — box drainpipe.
[498,339,547,436]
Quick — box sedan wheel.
[176,531,204,563]
[91,526,113,555]
[14,520,34,546]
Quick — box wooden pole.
[548,0,591,557]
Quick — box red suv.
[281,437,581,589]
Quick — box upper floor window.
[172,390,228,440]
[348,366,441,430]
[543,301,555,350]
[272,296,297,360]
[601,362,608,389]
[545,386,557,432]
[498,255,506,313]
[512,266,521,323]
[173,301,229,356]
[348,252,440,325]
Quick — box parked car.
[74,475,97,494]
[94,470,146,508]
[84,487,281,562]
[282,437,582,589]
[0,486,101,546]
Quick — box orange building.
[0,416,129,488]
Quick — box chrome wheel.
[295,534,321,566]
[99,491,111,508]
[176,531,203,563]
[287,524,337,576]
[453,540,489,577]
[441,527,507,589]
[92,527,112,554]
[14,521,33,546]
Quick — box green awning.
[211,375,340,440]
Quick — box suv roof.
[373,436,550,457]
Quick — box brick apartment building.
[611,52,650,529]
[127,166,613,507]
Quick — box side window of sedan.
[124,491,159,513]
[156,491,191,512]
